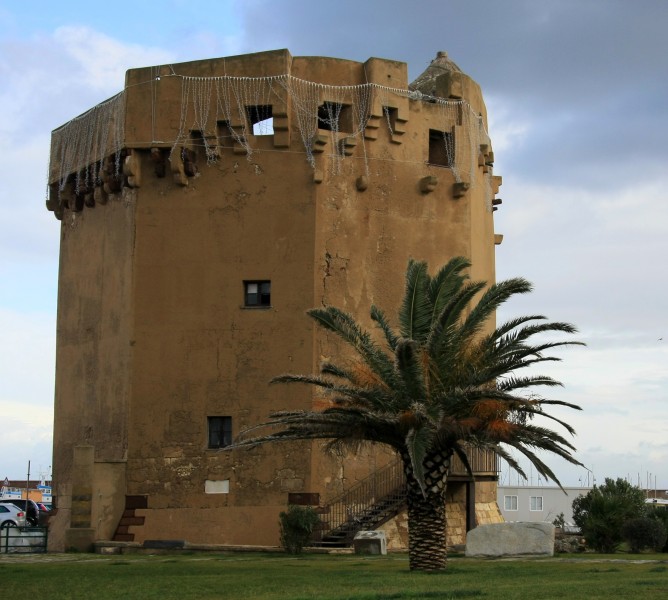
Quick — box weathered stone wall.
[49,190,135,551]
[48,49,502,549]
[379,481,503,550]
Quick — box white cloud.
[0,26,176,478]
[52,26,174,92]
[0,308,55,477]
[486,95,531,157]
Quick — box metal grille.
[1,526,48,554]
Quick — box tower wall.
[47,49,501,550]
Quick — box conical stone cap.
[409,51,464,97]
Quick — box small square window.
[504,495,518,511]
[530,496,543,511]
[428,129,455,167]
[208,416,232,449]
[383,106,398,133]
[317,102,353,133]
[244,280,271,307]
[246,105,274,136]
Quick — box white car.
[0,503,27,528]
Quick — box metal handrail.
[317,459,405,544]
[316,446,498,544]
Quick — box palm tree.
[229,257,584,571]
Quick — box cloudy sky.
[1,0,666,489]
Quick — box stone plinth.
[353,531,387,555]
[465,522,555,557]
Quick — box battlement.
[46,49,495,220]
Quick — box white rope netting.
[50,91,125,194]
[49,73,492,195]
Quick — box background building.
[497,485,589,528]
[1,479,52,508]
[46,49,504,551]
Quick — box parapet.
[46,49,494,219]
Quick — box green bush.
[279,505,320,554]
[572,478,646,553]
[643,506,668,552]
[552,512,566,529]
[621,517,667,552]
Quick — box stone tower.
[46,49,503,551]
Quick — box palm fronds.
[227,256,584,491]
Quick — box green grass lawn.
[1,552,666,599]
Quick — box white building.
[497,485,591,527]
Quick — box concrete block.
[465,522,555,557]
[353,531,387,555]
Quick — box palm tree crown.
[229,257,584,570]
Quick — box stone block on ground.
[465,522,554,557]
[353,531,387,555]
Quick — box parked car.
[0,499,40,526]
[0,503,27,528]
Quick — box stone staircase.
[312,459,406,548]
[112,495,147,542]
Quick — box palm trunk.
[401,449,452,571]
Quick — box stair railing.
[317,458,406,542]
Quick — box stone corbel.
[58,181,75,211]
[203,134,220,160]
[492,175,503,195]
[46,184,64,219]
[479,143,494,173]
[420,175,438,194]
[170,149,188,186]
[340,137,357,156]
[123,150,141,188]
[94,185,108,205]
[311,134,328,154]
[452,182,470,198]
[101,156,123,194]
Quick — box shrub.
[645,506,668,552]
[621,517,667,552]
[572,478,646,553]
[279,505,320,554]
[552,513,566,529]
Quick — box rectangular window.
[504,495,518,511]
[208,416,232,449]
[383,106,398,133]
[530,496,543,511]
[246,105,273,136]
[428,129,455,167]
[244,280,271,307]
[317,102,353,133]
